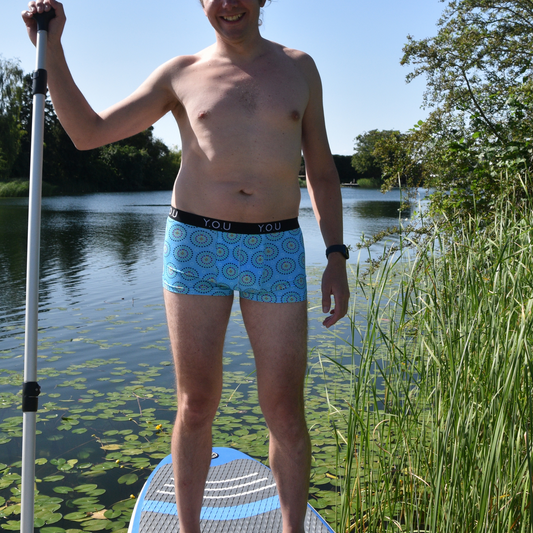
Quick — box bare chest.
[177,61,309,127]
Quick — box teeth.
[223,14,243,21]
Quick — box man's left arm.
[299,55,350,328]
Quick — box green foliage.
[397,0,533,219]
[352,129,390,182]
[352,130,420,188]
[0,57,24,180]
[0,179,57,198]
[355,178,380,189]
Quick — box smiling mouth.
[222,13,244,22]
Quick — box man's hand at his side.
[321,254,350,328]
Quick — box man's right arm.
[22,0,179,150]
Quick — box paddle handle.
[33,7,55,32]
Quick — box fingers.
[321,281,350,328]
[26,0,54,14]
[322,294,349,328]
[23,0,63,22]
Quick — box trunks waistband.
[168,207,299,234]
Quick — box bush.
[356,178,380,189]
[0,179,57,197]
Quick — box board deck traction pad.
[128,447,334,532]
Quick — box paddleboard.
[128,447,335,532]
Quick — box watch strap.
[325,244,349,259]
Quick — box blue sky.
[4,0,445,155]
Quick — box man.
[22,1,350,532]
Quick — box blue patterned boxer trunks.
[162,208,307,302]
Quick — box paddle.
[20,7,55,533]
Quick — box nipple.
[198,110,209,120]
[291,110,300,121]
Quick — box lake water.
[0,187,414,333]
[0,187,422,529]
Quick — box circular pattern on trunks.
[282,237,299,254]
[202,274,218,285]
[193,280,213,294]
[234,247,248,264]
[191,230,213,248]
[170,224,187,241]
[251,251,265,269]
[222,233,240,244]
[276,258,296,275]
[222,263,239,280]
[239,271,256,287]
[282,292,302,303]
[244,235,261,249]
[299,252,306,269]
[294,273,306,290]
[264,244,279,260]
[258,291,276,303]
[272,281,290,292]
[174,245,193,262]
[260,265,273,283]
[216,243,230,261]
[196,251,216,269]
[181,267,199,281]
[266,232,284,241]
[163,242,170,257]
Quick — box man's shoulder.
[268,42,319,84]
[159,45,216,74]
[270,42,318,73]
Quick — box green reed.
[327,180,533,532]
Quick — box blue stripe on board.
[142,495,281,520]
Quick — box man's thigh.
[240,299,308,410]
[164,291,234,395]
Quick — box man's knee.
[261,396,307,438]
[176,392,220,431]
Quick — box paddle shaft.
[21,8,55,533]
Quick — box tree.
[399,0,533,217]
[352,130,419,187]
[0,57,24,179]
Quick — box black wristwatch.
[326,244,349,260]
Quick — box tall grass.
[327,179,533,532]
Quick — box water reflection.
[349,199,410,220]
[0,198,164,326]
